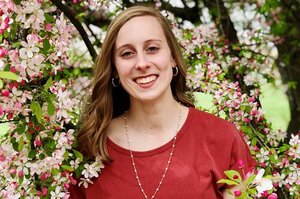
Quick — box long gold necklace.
[124,105,182,199]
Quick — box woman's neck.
[127,97,180,135]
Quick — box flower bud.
[0,106,3,115]
[268,193,278,199]
[18,171,24,177]
[234,190,242,197]
[64,183,70,189]
[1,90,9,97]
[41,187,47,196]
[0,47,7,58]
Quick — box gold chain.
[124,105,182,199]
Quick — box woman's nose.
[135,53,150,70]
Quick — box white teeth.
[136,75,157,84]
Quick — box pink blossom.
[253,146,260,152]
[34,137,42,147]
[45,23,52,31]
[14,101,22,109]
[41,172,50,181]
[0,154,5,161]
[268,193,278,199]
[27,33,40,44]
[9,168,16,175]
[238,160,245,168]
[0,106,3,115]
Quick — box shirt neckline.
[107,107,194,157]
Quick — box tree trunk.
[277,46,300,140]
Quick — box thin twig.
[50,0,97,61]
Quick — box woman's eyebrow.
[115,39,163,53]
[144,39,163,45]
[115,44,132,53]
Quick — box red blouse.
[70,108,256,199]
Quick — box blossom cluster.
[0,0,104,198]
[179,19,299,197]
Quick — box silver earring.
[112,77,120,87]
[173,66,179,76]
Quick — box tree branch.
[50,0,97,61]
[121,0,201,24]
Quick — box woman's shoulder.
[188,107,238,139]
[189,107,235,128]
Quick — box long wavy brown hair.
[77,5,194,162]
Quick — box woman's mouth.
[135,75,157,84]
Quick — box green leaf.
[44,13,55,23]
[251,137,257,146]
[26,131,32,140]
[224,170,242,182]
[28,150,37,159]
[217,179,239,185]
[248,187,257,195]
[240,126,253,135]
[61,165,74,172]
[278,144,290,153]
[14,125,26,134]
[39,153,45,160]
[31,101,43,123]
[18,136,24,151]
[18,175,24,185]
[12,140,18,151]
[73,150,83,161]
[52,168,59,176]
[0,71,19,81]
[12,0,21,5]
[64,151,69,159]
[47,99,55,116]
[244,174,256,186]
[44,142,55,154]
[0,79,3,89]
[43,39,51,52]
[44,77,53,91]
[30,101,36,114]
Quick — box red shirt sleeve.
[229,130,257,177]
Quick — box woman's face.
[114,16,175,103]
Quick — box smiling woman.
[69,5,256,199]
[113,15,176,103]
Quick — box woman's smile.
[134,74,158,88]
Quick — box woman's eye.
[147,46,159,53]
[121,51,133,57]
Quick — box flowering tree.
[0,0,299,198]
